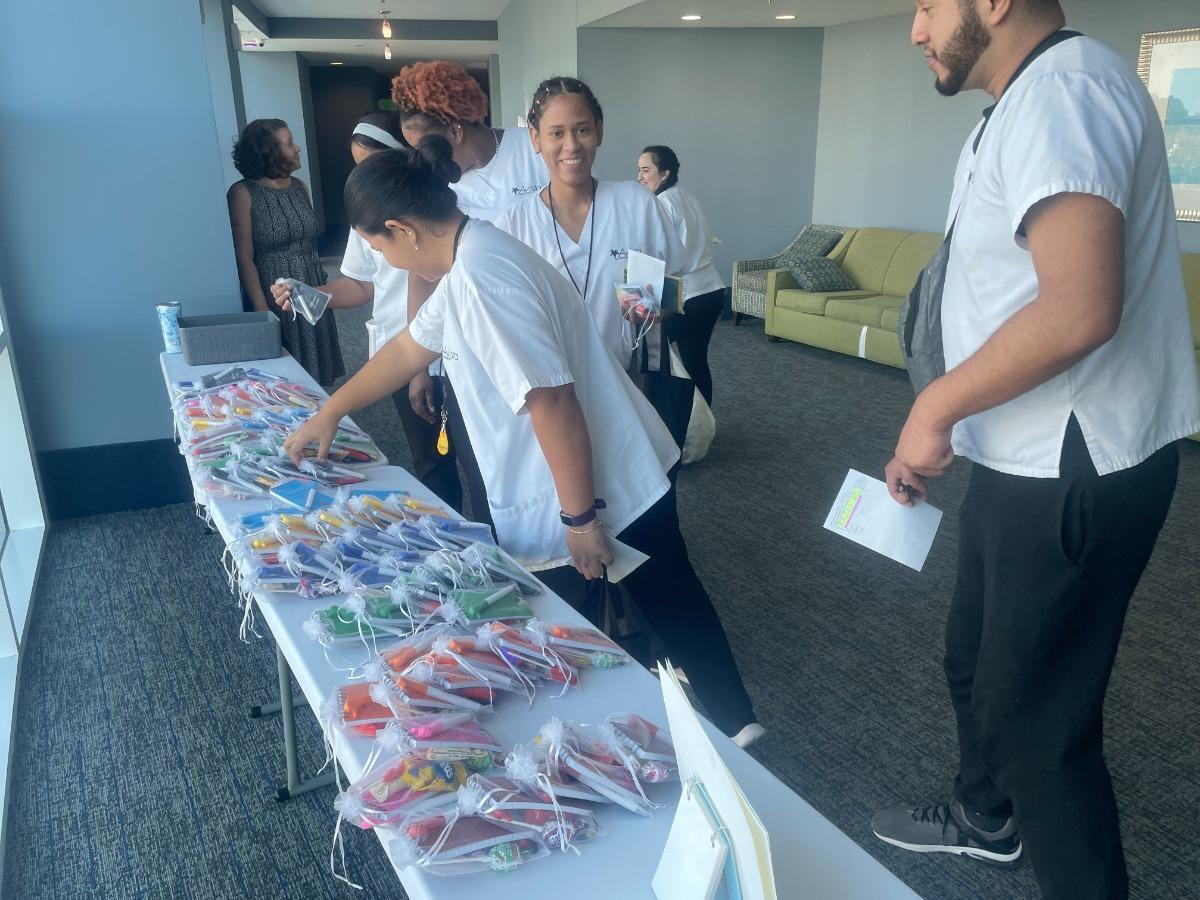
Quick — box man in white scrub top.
[870,3,1200,898]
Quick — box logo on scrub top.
[609,246,644,261]
[511,185,542,195]
[441,350,459,361]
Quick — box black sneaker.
[871,799,1022,865]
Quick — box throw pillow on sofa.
[786,256,858,293]
[779,226,843,268]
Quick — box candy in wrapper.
[536,718,659,817]
[461,773,603,853]
[525,619,630,670]
[505,742,610,805]
[334,758,466,830]
[388,812,549,876]
[376,712,503,767]
[604,713,679,784]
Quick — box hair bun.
[415,134,463,185]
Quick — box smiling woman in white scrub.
[494,78,685,388]
[637,145,726,408]
[391,61,550,530]
[271,111,464,512]
[283,141,762,745]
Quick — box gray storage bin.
[177,311,282,365]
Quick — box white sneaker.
[731,723,766,749]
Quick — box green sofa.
[764,227,942,367]
[1185,253,1200,440]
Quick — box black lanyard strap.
[547,178,596,298]
[973,29,1081,152]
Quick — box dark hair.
[641,145,680,194]
[344,136,461,235]
[232,118,293,179]
[350,110,404,151]
[527,76,604,130]
[391,61,489,134]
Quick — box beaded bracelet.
[567,519,604,536]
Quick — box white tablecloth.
[160,352,920,900]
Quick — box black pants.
[391,381,462,513]
[947,419,1178,899]
[439,376,492,531]
[390,379,492,530]
[535,485,755,736]
[666,288,724,406]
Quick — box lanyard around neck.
[547,178,596,298]
[451,215,470,265]
[973,29,1081,153]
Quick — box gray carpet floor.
[5,300,1199,899]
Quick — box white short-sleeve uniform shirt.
[451,127,547,222]
[494,180,684,364]
[657,184,725,299]
[340,230,409,357]
[943,33,1200,477]
[407,220,680,569]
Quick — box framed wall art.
[1139,28,1200,222]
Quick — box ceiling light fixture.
[384,42,392,60]
[380,9,392,39]
[776,14,796,20]
[330,61,344,66]
[681,14,701,21]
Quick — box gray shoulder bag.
[898,29,1081,396]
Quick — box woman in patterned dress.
[227,118,344,385]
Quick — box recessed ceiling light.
[776,14,797,20]
[681,14,702,21]
[330,61,344,66]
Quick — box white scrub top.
[494,179,684,365]
[942,33,1200,477]
[451,127,547,222]
[340,230,409,358]
[657,184,725,299]
[407,220,680,569]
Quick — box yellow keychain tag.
[436,405,450,456]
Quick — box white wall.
[201,0,243,192]
[497,0,580,127]
[202,0,246,190]
[578,26,825,279]
[239,51,319,193]
[813,0,1200,252]
[0,0,240,451]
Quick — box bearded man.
[870,2,1200,898]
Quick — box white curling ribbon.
[360,657,388,685]
[343,593,367,617]
[316,695,339,777]
[301,615,330,645]
[438,598,465,627]
[329,791,365,890]
[430,635,498,705]
[474,627,537,706]
[369,680,404,718]
[237,577,261,642]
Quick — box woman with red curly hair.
[391,61,546,219]
[392,61,548,529]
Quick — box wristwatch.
[560,498,606,527]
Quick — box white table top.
[159,352,920,900]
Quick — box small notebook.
[653,779,734,900]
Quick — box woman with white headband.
[273,110,465,510]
